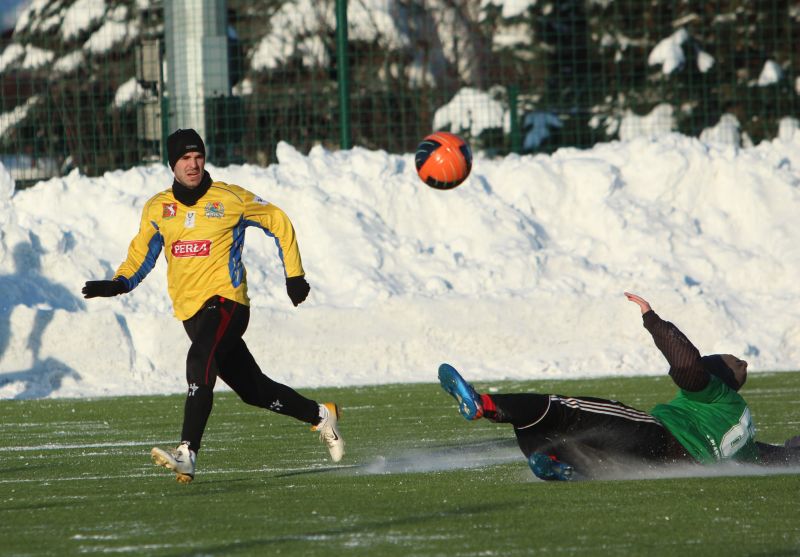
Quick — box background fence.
[1,0,798,186]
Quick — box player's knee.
[186,354,216,386]
[186,350,210,370]
[238,379,281,408]
[237,392,261,407]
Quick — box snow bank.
[1,133,800,399]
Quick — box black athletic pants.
[180,296,320,451]
[490,393,690,477]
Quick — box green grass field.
[2,372,800,556]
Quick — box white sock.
[318,403,329,425]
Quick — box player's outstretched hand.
[286,275,310,307]
[624,292,652,314]
[82,279,127,299]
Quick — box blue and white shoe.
[528,453,574,481]
[438,363,484,420]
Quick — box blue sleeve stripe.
[229,216,246,287]
[126,223,163,290]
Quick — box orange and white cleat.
[312,403,345,462]
[151,442,196,484]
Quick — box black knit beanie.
[167,129,206,169]
[701,354,747,391]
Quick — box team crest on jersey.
[162,203,177,219]
[205,201,224,218]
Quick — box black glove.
[286,275,310,307]
[82,279,127,299]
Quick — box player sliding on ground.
[82,129,344,483]
[439,292,799,480]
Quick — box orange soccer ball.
[414,131,472,190]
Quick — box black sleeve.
[755,441,800,465]
[642,310,709,392]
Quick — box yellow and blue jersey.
[114,180,305,320]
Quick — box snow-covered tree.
[0,0,797,180]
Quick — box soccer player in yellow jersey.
[82,129,344,483]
